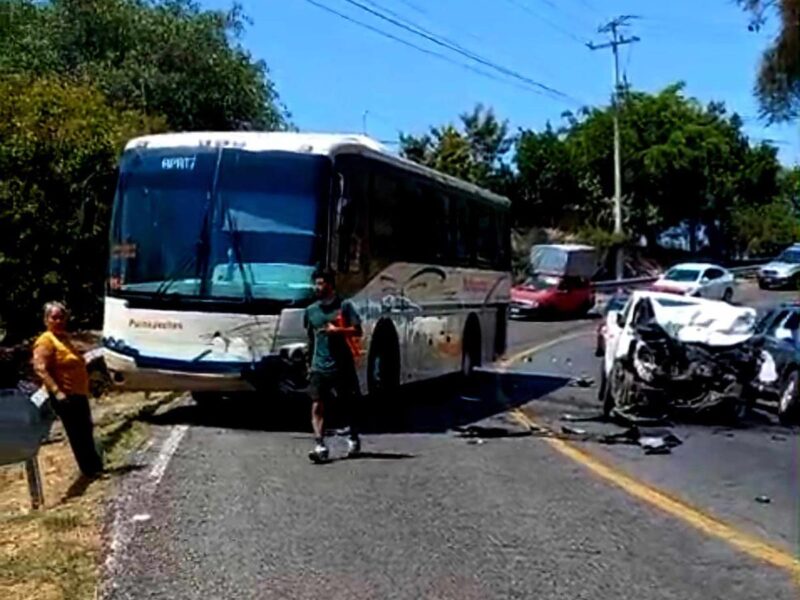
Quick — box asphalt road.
[103,284,799,599]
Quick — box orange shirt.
[33,331,90,397]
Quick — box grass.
[0,391,180,600]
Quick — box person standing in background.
[32,301,103,478]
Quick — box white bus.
[102,132,511,400]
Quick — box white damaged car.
[599,292,760,420]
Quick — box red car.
[510,275,595,319]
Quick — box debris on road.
[562,413,607,423]
[637,428,683,455]
[568,375,595,388]
[466,438,486,446]
[453,425,532,439]
[755,495,772,504]
[599,427,641,445]
[561,425,587,436]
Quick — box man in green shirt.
[304,269,363,463]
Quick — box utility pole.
[588,16,640,280]
[362,110,369,136]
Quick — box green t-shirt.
[304,297,361,374]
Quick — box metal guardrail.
[591,264,765,292]
[0,388,53,509]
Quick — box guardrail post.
[24,454,44,510]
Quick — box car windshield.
[605,293,630,313]
[522,276,557,290]
[663,268,701,282]
[777,249,800,264]
[109,147,330,303]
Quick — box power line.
[396,0,426,15]
[360,0,487,58]
[301,0,572,100]
[363,0,557,79]
[502,0,588,45]
[338,0,581,103]
[572,0,601,16]
[532,0,596,30]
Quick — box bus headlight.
[278,343,307,363]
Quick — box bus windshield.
[109,148,330,304]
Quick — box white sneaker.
[346,437,361,458]
[308,443,329,463]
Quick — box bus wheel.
[461,316,482,379]
[368,323,400,403]
[192,392,218,407]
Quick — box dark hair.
[312,269,336,287]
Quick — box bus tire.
[461,315,482,379]
[192,392,218,407]
[494,306,508,360]
[367,322,400,404]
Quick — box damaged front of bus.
[103,133,335,395]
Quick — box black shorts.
[308,370,358,403]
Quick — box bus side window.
[371,165,400,262]
[332,155,369,280]
[496,210,511,270]
[452,195,472,267]
[476,204,497,267]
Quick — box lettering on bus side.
[128,319,183,331]
[463,276,490,293]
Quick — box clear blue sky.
[204,0,798,164]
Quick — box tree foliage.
[409,87,787,259]
[0,0,290,130]
[0,75,164,339]
[0,0,288,340]
[738,0,800,123]
[399,105,513,189]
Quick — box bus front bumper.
[103,348,258,393]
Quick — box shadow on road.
[143,371,571,436]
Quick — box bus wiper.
[155,192,213,298]
[222,204,254,303]
[153,248,198,297]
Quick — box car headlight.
[515,299,538,308]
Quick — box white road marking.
[101,424,189,598]
[147,425,189,486]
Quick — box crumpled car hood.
[637,293,757,346]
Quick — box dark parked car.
[750,303,800,425]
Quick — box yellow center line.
[505,337,800,579]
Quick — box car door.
[603,296,633,375]
[761,310,799,394]
[556,276,582,313]
[702,268,724,299]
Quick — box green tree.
[0,0,290,131]
[560,84,781,254]
[399,104,512,189]
[514,124,602,230]
[738,0,800,122]
[0,74,164,339]
[731,198,800,255]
